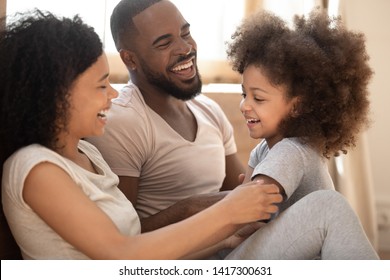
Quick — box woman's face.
[66,53,118,139]
[240,64,297,148]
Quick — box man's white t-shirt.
[87,83,237,218]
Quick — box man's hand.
[238,173,245,184]
[223,222,265,249]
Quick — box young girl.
[0,9,377,260]
[227,9,372,214]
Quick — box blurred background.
[1,0,389,259]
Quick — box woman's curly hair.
[0,10,103,164]
[227,9,373,158]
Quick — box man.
[86,0,244,233]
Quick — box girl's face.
[67,53,118,139]
[240,64,297,148]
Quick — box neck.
[55,133,80,161]
[134,80,188,116]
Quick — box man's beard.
[139,57,202,101]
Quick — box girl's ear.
[119,49,137,71]
[290,97,301,118]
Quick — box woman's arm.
[252,174,286,200]
[23,162,282,259]
[181,222,264,259]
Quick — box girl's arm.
[243,165,286,200]
[252,173,286,201]
[23,162,282,259]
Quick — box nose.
[174,38,193,57]
[240,98,251,114]
[108,84,119,100]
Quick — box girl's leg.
[225,190,379,260]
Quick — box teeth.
[172,60,193,72]
[98,109,108,118]
[247,119,260,124]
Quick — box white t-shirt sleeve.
[87,86,153,178]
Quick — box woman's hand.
[222,180,283,224]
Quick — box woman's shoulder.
[3,144,66,176]
[2,144,69,196]
[6,144,58,165]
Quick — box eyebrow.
[242,84,269,94]
[98,73,109,82]
[152,23,190,46]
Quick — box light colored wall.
[340,1,390,206]
[333,0,390,251]
[204,92,259,166]
[0,0,6,18]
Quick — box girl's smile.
[240,64,298,148]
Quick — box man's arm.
[118,176,229,233]
[220,153,245,191]
[117,176,140,206]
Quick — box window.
[6,0,245,83]
[6,0,107,44]
[6,0,244,59]
[262,0,340,23]
[6,0,339,84]
[172,0,244,60]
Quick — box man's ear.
[119,49,137,71]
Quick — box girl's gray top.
[249,138,335,213]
